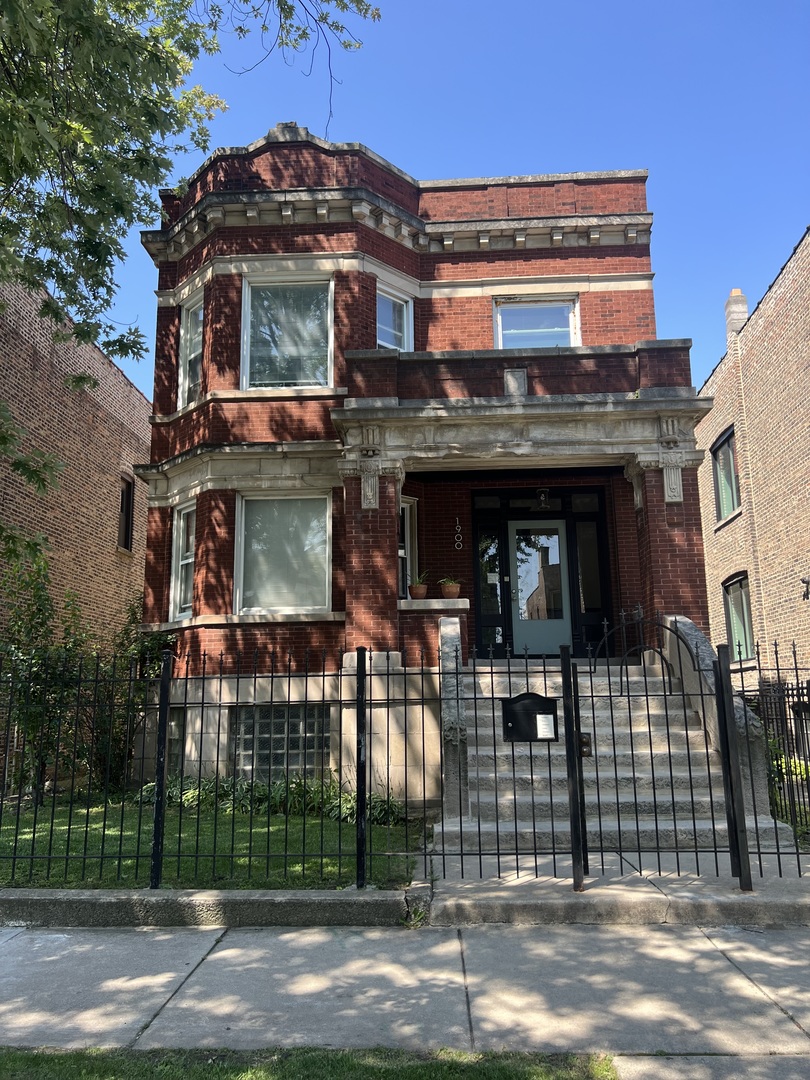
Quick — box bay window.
[243,281,331,388]
[179,298,203,408]
[171,502,196,619]
[238,495,330,613]
[377,290,410,350]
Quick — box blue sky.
[111,0,810,402]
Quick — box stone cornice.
[142,185,652,264]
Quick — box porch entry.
[474,487,610,658]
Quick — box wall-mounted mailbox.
[502,692,559,742]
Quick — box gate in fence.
[1,616,807,891]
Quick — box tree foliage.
[0,0,380,360]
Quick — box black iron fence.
[1,624,808,892]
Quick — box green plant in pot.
[438,575,461,599]
[408,569,429,599]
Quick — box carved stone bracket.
[624,462,645,511]
[338,453,404,510]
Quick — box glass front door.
[507,520,572,655]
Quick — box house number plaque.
[454,518,463,550]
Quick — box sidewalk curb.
[0,884,432,928]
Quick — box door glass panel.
[515,528,563,621]
[576,521,602,613]
[478,531,502,616]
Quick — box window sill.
[399,599,471,611]
[714,507,743,533]
[142,612,346,632]
[116,546,134,557]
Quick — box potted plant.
[438,575,461,599]
[408,569,429,600]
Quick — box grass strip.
[0,1047,618,1080]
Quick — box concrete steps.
[434,663,730,855]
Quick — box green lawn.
[0,800,421,889]
[0,1048,618,1080]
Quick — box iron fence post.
[561,645,586,891]
[355,646,367,890]
[149,649,173,890]
[715,644,753,892]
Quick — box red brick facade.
[139,123,708,668]
[0,283,151,640]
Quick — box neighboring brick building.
[0,283,151,640]
[697,228,810,668]
[139,123,710,669]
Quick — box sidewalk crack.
[126,927,229,1049]
[457,928,476,1052]
[699,927,810,1041]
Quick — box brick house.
[0,282,151,641]
[138,123,710,670]
[696,228,810,668]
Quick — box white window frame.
[377,286,413,351]
[234,493,332,615]
[241,277,334,390]
[494,298,579,350]
[170,501,196,620]
[723,573,754,662]
[178,295,204,409]
[712,427,741,522]
[398,498,418,599]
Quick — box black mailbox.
[501,692,559,742]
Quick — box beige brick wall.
[0,283,151,642]
[697,229,810,667]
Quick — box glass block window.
[231,704,331,782]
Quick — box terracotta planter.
[408,584,428,599]
[440,583,461,599]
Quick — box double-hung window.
[377,290,411,350]
[496,300,577,349]
[723,573,754,661]
[712,428,740,521]
[243,281,331,388]
[238,496,330,613]
[118,477,134,551]
[171,503,196,619]
[179,299,203,408]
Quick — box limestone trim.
[155,252,653,310]
[151,386,348,424]
[141,611,347,633]
[143,184,653,263]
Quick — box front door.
[508,520,572,655]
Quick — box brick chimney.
[725,288,749,339]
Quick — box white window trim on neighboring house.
[711,427,741,522]
[377,286,413,351]
[178,294,204,409]
[170,501,196,620]
[234,493,332,615]
[494,297,579,350]
[723,573,754,662]
[241,277,334,390]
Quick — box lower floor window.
[239,495,329,612]
[231,704,331,782]
[723,574,754,661]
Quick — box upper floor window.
[237,495,330,613]
[496,300,577,349]
[171,502,196,619]
[178,298,203,408]
[723,573,754,661]
[242,281,331,388]
[712,428,740,521]
[118,477,134,551]
[377,290,411,351]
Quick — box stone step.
[468,791,727,823]
[467,747,723,772]
[467,727,710,750]
[467,768,724,794]
[432,818,730,852]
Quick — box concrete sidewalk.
[2,922,810,1078]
